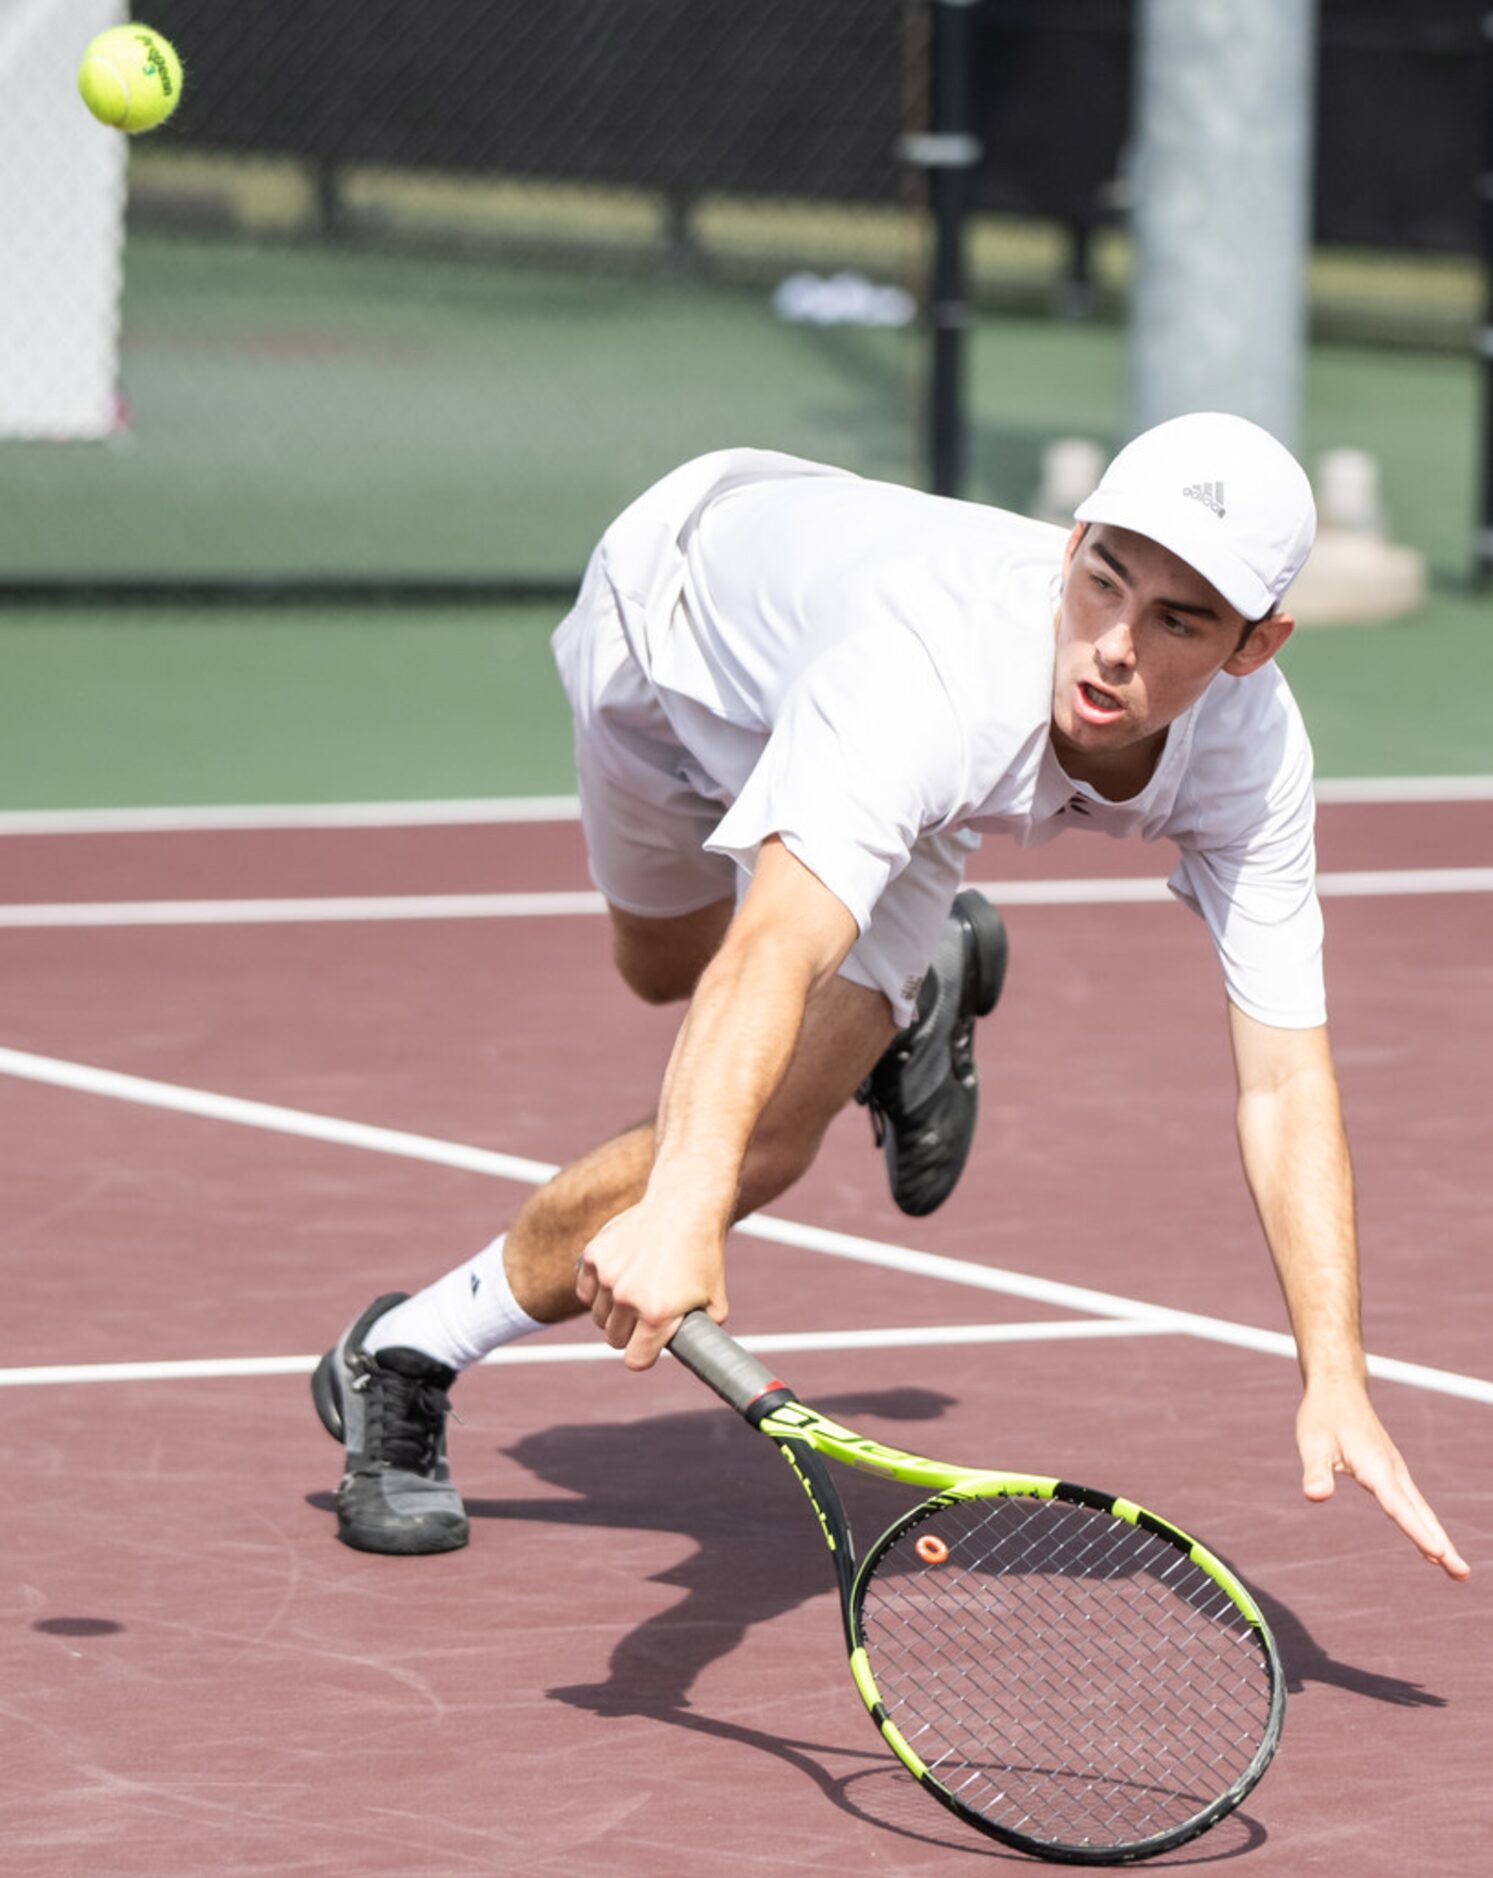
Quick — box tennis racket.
[669,1311,1284,1865]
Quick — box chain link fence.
[3,0,933,593]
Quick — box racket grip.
[669,1311,783,1418]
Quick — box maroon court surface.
[2,800,1490,1874]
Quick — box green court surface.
[0,584,1486,812]
[0,234,923,583]
[1,223,1486,808]
[0,608,578,808]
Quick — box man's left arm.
[1227,1002,1469,1580]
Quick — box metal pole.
[902,0,981,497]
[1477,11,1493,583]
[1129,0,1317,449]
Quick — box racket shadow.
[837,1761,1265,1866]
[467,1386,954,1717]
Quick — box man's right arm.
[1228,1004,1468,1579]
[575,836,859,1370]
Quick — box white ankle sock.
[364,1235,545,1372]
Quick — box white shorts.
[551,551,975,1029]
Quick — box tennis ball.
[77,24,183,134]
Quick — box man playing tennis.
[313,411,1468,1582]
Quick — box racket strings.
[874,1578,1241,1832]
[869,1509,1261,1835]
[856,1496,1275,1851]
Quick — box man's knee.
[613,943,691,1006]
[609,899,734,1006]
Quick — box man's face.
[1050,524,1292,772]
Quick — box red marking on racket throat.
[743,1381,792,1425]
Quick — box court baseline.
[0,772,1488,836]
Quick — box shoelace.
[858,1083,889,1146]
[859,1010,974,1139]
[856,1024,915,1143]
[856,955,971,1137]
[363,1368,452,1474]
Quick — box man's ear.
[1062,522,1086,580]
[1222,611,1294,677]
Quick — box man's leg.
[314,909,894,1554]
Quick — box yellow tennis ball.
[77,24,183,134]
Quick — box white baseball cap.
[1073,412,1317,620]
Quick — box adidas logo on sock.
[1183,481,1226,518]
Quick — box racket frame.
[669,1312,1284,1866]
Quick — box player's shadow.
[307,1393,1435,1856]
[1252,1588,1446,1709]
[467,1385,949,1719]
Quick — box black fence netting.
[2,0,1482,593]
[5,0,927,591]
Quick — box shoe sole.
[952,889,1009,1017]
[335,1517,470,1558]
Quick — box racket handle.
[669,1310,784,1418]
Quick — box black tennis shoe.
[311,1292,470,1556]
[856,889,1009,1217]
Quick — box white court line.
[0,867,1490,930]
[0,797,584,835]
[1314,776,1493,804]
[0,1317,1177,1389]
[0,891,608,927]
[980,869,1493,904]
[0,776,1488,835]
[1312,868,1493,898]
[0,1044,559,1185]
[0,1042,1488,1404]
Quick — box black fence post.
[902,0,982,498]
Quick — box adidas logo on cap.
[1182,481,1226,518]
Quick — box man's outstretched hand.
[1297,1378,1469,1580]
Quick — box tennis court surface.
[3,789,1489,1874]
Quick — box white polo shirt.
[588,448,1325,1030]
